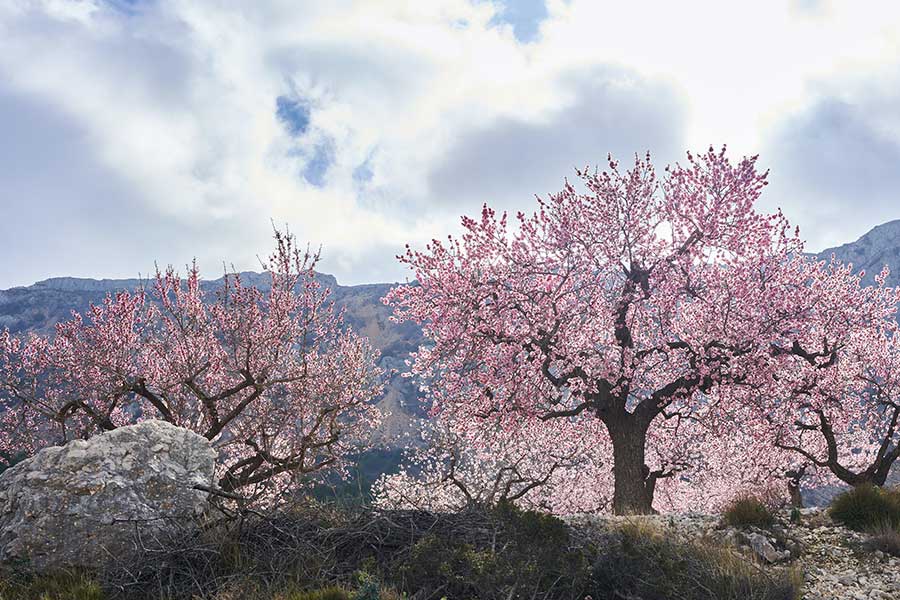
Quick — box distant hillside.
[817,219,900,286]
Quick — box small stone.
[748,532,781,563]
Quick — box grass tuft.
[274,586,353,600]
[864,520,900,557]
[828,485,900,532]
[723,495,776,530]
[0,568,104,600]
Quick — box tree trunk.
[609,422,656,515]
[787,479,803,508]
[786,467,805,508]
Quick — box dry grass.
[1,504,805,600]
[723,495,776,530]
[589,520,802,600]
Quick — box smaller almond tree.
[764,264,900,490]
[0,231,384,504]
[373,413,613,514]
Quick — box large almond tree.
[0,231,384,504]
[387,147,849,514]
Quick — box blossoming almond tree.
[387,147,846,515]
[763,264,900,490]
[373,412,613,514]
[0,230,384,504]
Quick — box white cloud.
[1,0,900,287]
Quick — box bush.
[0,567,104,600]
[864,521,900,557]
[392,502,593,599]
[276,586,352,600]
[591,522,802,600]
[828,485,900,532]
[723,495,776,529]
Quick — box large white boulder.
[0,420,216,570]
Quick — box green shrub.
[350,572,380,600]
[591,522,802,600]
[0,568,104,600]
[278,586,353,600]
[723,495,776,529]
[828,485,900,532]
[392,502,592,599]
[864,520,900,557]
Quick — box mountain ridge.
[816,219,900,286]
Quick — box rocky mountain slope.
[572,510,900,600]
[817,219,900,286]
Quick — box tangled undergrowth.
[0,502,802,600]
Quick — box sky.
[2,0,900,288]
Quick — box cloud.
[761,78,900,251]
[428,68,686,213]
[0,85,271,286]
[2,0,900,288]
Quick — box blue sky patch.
[276,96,310,137]
[303,142,333,187]
[352,155,375,185]
[103,0,148,16]
[488,0,548,43]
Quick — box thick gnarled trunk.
[609,421,656,515]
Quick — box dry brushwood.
[98,500,593,600]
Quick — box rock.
[720,528,743,548]
[0,420,216,570]
[747,532,781,563]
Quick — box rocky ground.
[569,509,900,600]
